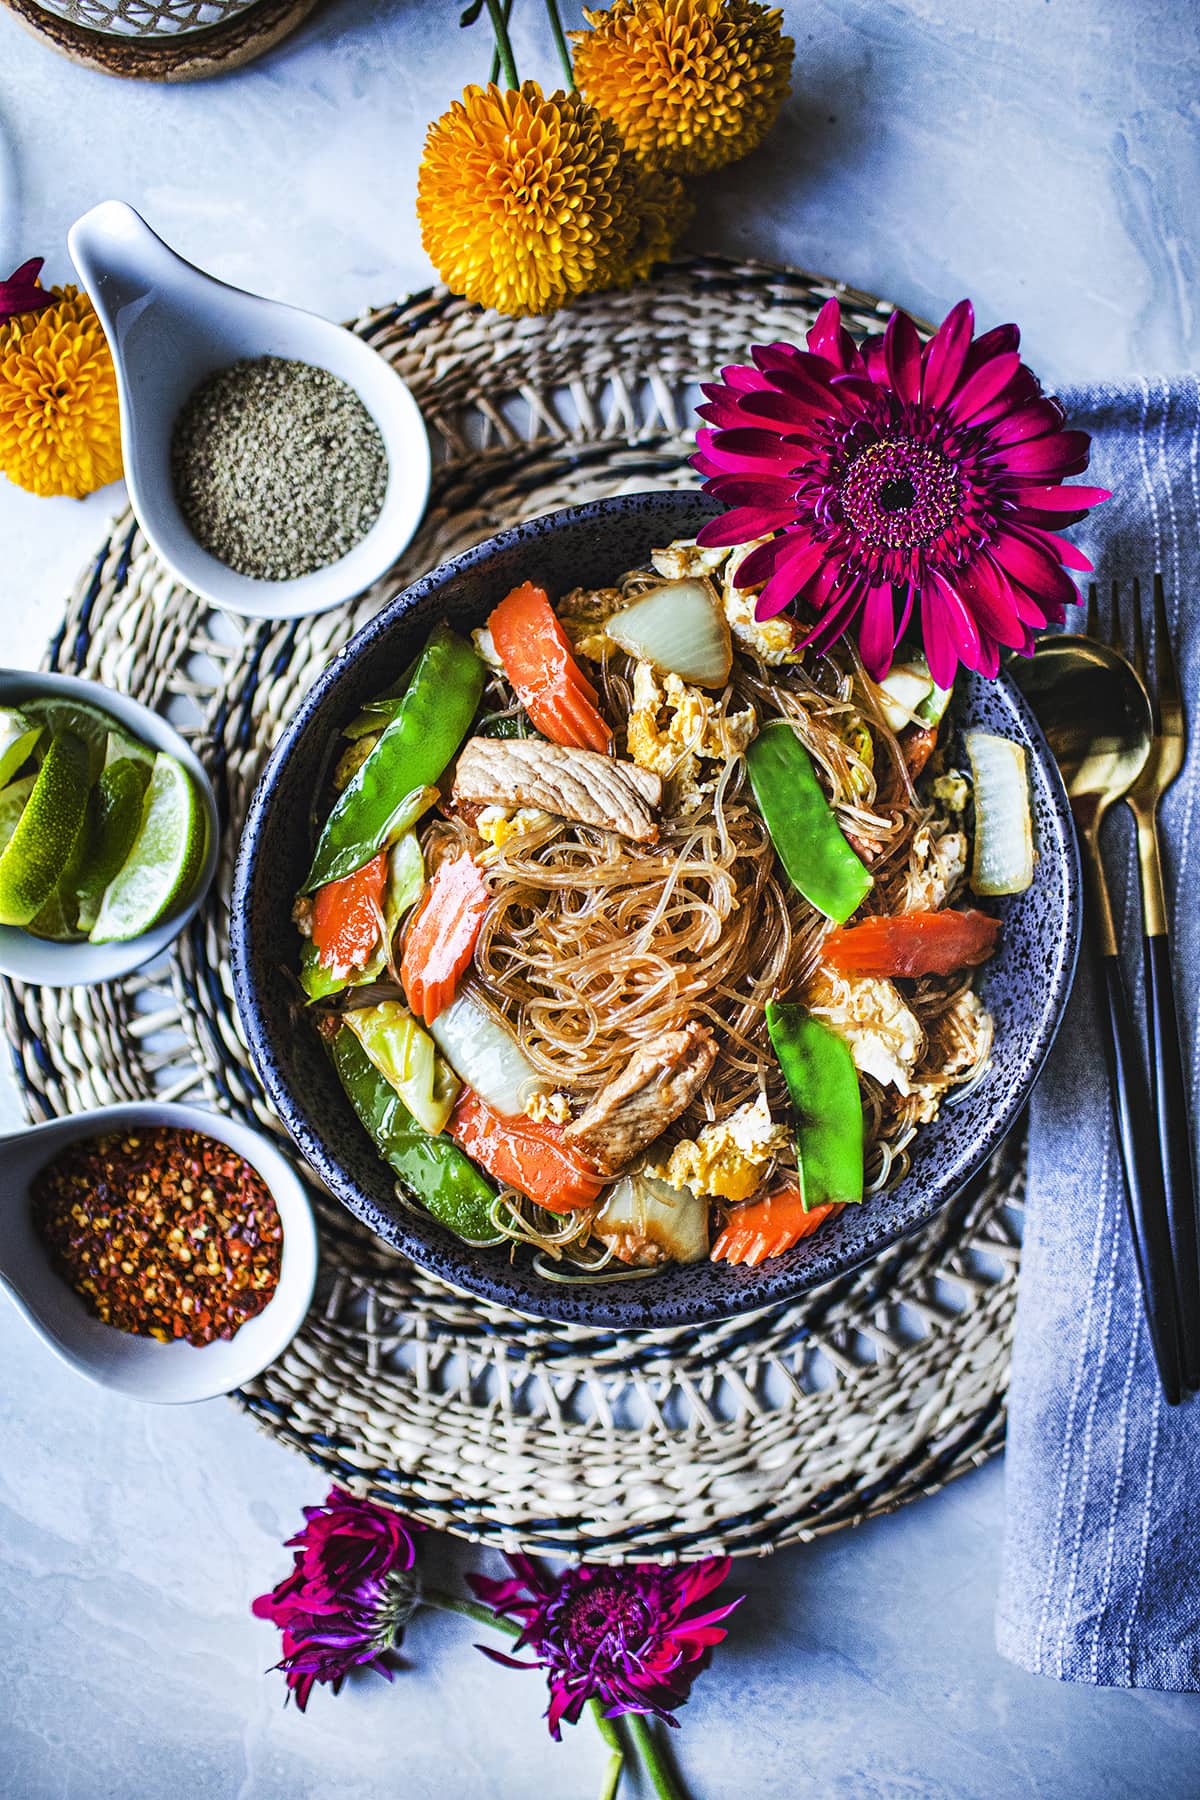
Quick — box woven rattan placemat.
[3,257,1023,1558]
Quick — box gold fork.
[1089,575,1200,1390]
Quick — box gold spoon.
[1015,636,1183,1402]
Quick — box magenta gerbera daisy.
[691,297,1110,686]
[468,1554,741,1737]
[252,1487,423,1710]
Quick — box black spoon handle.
[1082,828,1183,1403]
[1144,929,1200,1390]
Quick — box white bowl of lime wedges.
[0,671,218,987]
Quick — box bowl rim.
[0,1098,318,1404]
[0,667,220,986]
[231,493,1082,1328]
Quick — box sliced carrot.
[711,1188,843,1267]
[401,854,490,1026]
[447,1088,605,1214]
[488,581,613,753]
[822,908,1000,978]
[312,851,388,972]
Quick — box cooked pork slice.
[453,737,662,842]
[563,1021,718,1176]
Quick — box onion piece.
[604,580,732,688]
[430,989,548,1118]
[964,730,1034,896]
[594,1172,709,1264]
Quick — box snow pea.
[746,720,872,924]
[330,1027,501,1243]
[305,624,485,890]
[766,1001,863,1211]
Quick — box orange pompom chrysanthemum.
[571,0,794,176]
[0,284,123,499]
[418,81,670,318]
[620,164,694,283]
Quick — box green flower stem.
[543,0,575,87]
[486,0,512,85]
[625,1715,686,1800]
[589,1701,625,1800]
[421,1586,520,1637]
[485,0,519,88]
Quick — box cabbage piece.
[343,1002,460,1135]
[877,663,934,732]
[964,730,1034,896]
[385,830,425,931]
[430,989,548,1118]
[604,580,732,688]
[594,1172,709,1264]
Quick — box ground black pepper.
[31,1127,283,1346]
[170,355,388,580]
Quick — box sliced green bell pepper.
[746,720,872,924]
[766,1000,863,1211]
[305,624,485,890]
[331,1027,500,1242]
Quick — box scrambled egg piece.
[650,540,731,582]
[806,968,925,1094]
[648,1094,789,1202]
[555,586,624,661]
[908,989,994,1123]
[904,821,968,913]
[626,660,755,813]
[721,539,802,665]
[475,806,552,853]
[932,770,970,812]
[525,1090,572,1126]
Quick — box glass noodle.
[416,561,993,1270]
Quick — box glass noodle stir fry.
[293,539,1034,1280]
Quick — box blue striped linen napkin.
[996,377,1200,1689]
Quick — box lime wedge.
[22,695,150,784]
[0,732,92,927]
[0,775,35,853]
[27,882,81,942]
[89,753,207,944]
[0,710,43,788]
[74,757,153,934]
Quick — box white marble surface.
[2,3,1200,1795]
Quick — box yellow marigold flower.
[572,0,794,176]
[418,81,649,318]
[0,286,122,499]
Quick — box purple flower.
[468,1555,742,1738]
[252,1487,422,1711]
[0,257,54,321]
[691,297,1110,687]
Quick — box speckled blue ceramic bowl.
[231,493,1081,1328]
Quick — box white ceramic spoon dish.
[0,1102,317,1403]
[68,200,431,621]
[0,668,219,986]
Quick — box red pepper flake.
[31,1127,283,1347]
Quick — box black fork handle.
[1082,830,1183,1403]
[1144,929,1200,1389]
